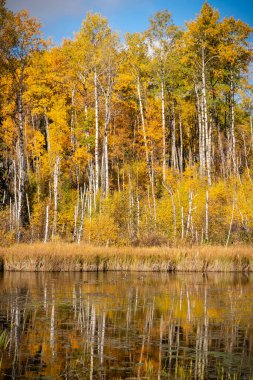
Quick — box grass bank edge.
[0,243,252,272]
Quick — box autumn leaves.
[0,2,252,244]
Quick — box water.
[0,271,253,379]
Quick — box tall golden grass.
[0,243,253,272]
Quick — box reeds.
[0,243,253,272]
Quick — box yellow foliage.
[26,129,45,159]
[72,146,90,167]
[1,117,17,149]
[84,215,120,246]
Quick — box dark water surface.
[0,272,253,379]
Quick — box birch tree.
[183,3,221,185]
[147,11,179,181]
[124,33,150,175]
[219,17,252,175]
[0,7,43,234]
[98,31,119,196]
[75,13,113,194]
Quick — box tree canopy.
[0,2,252,245]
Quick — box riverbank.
[0,243,252,272]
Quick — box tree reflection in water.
[0,272,252,379]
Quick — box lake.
[0,272,253,379]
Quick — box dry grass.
[0,243,252,272]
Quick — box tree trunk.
[17,79,29,238]
[73,188,79,242]
[230,69,236,175]
[104,94,110,197]
[44,204,49,243]
[17,91,25,222]
[226,193,235,247]
[161,71,166,181]
[195,83,205,177]
[77,186,87,244]
[137,75,150,177]
[171,100,177,170]
[128,173,134,241]
[205,190,209,242]
[181,206,184,240]
[44,112,50,152]
[52,156,60,238]
[179,112,183,174]
[151,148,157,225]
[201,48,211,185]
[70,87,76,150]
[186,191,193,237]
[218,127,226,179]
[163,182,177,241]
[94,68,99,194]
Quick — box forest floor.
[0,243,252,272]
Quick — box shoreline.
[0,243,253,272]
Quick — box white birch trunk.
[13,160,18,227]
[73,188,79,242]
[70,87,76,149]
[179,112,183,174]
[17,75,28,235]
[226,194,235,247]
[128,173,134,241]
[137,76,150,176]
[9,198,12,231]
[181,206,184,240]
[205,190,209,242]
[171,100,177,170]
[77,187,87,244]
[94,68,99,194]
[137,192,140,237]
[186,191,193,237]
[161,72,166,181]
[104,94,110,197]
[230,69,236,175]
[44,205,49,243]
[163,182,177,240]
[195,83,205,176]
[151,149,157,224]
[52,156,60,238]
[201,48,211,185]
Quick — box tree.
[0,7,44,237]
[74,13,113,195]
[219,17,252,175]
[147,10,180,180]
[183,2,221,185]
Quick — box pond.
[0,272,253,379]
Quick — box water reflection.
[0,272,253,379]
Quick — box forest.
[0,0,252,246]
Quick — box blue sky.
[6,0,253,44]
